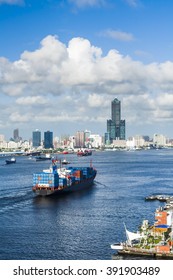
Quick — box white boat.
[110,243,124,250]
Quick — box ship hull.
[32,173,96,197]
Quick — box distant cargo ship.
[77,149,92,156]
[32,160,97,196]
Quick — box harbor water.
[1,149,173,260]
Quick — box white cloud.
[16,96,48,105]
[0,0,23,5]
[102,29,135,41]
[9,112,32,123]
[68,0,105,8]
[1,35,173,138]
[87,93,109,108]
[124,0,139,8]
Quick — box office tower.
[111,98,121,126]
[120,120,126,140]
[32,129,41,148]
[44,131,53,149]
[13,128,19,142]
[75,131,85,148]
[106,98,126,142]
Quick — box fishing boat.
[5,157,16,164]
[32,160,97,196]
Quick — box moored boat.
[32,160,97,196]
[35,153,52,161]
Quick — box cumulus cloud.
[1,35,173,137]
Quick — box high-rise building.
[13,128,19,142]
[75,131,85,148]
[44,131,53,149]
[106,98,126,143]
[32,129,41,148]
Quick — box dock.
[118,246,173,259]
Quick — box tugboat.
[32,160,97,196]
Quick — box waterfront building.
[69,136,75,150]
[88,134,102,148]
[84,130,91,142]
[104,132,111,145]
[44,131,53,149]
[120,120,126,140]
[153,134,166,147]
[106,98,126,143]
[7,140,19,149]
[0,134,5,142]
[112,139,126,148]
[20,140,31,150]
[126,135,146,149]
[75,131,85,148]
[32,129,41,148]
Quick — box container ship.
[32,160,97,196]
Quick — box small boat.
[110,243,124,250]
[145,195,157,201]
[35,153,52,161]
[5,157,16,164]
[77,149,92,156]
[61,159,70,165]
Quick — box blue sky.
[1,0,173,140]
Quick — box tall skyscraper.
[13,128,19,142]
[32,129,41,148]
[106,98,126,142]
[44,131,53,149]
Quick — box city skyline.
[1,1,173,139]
